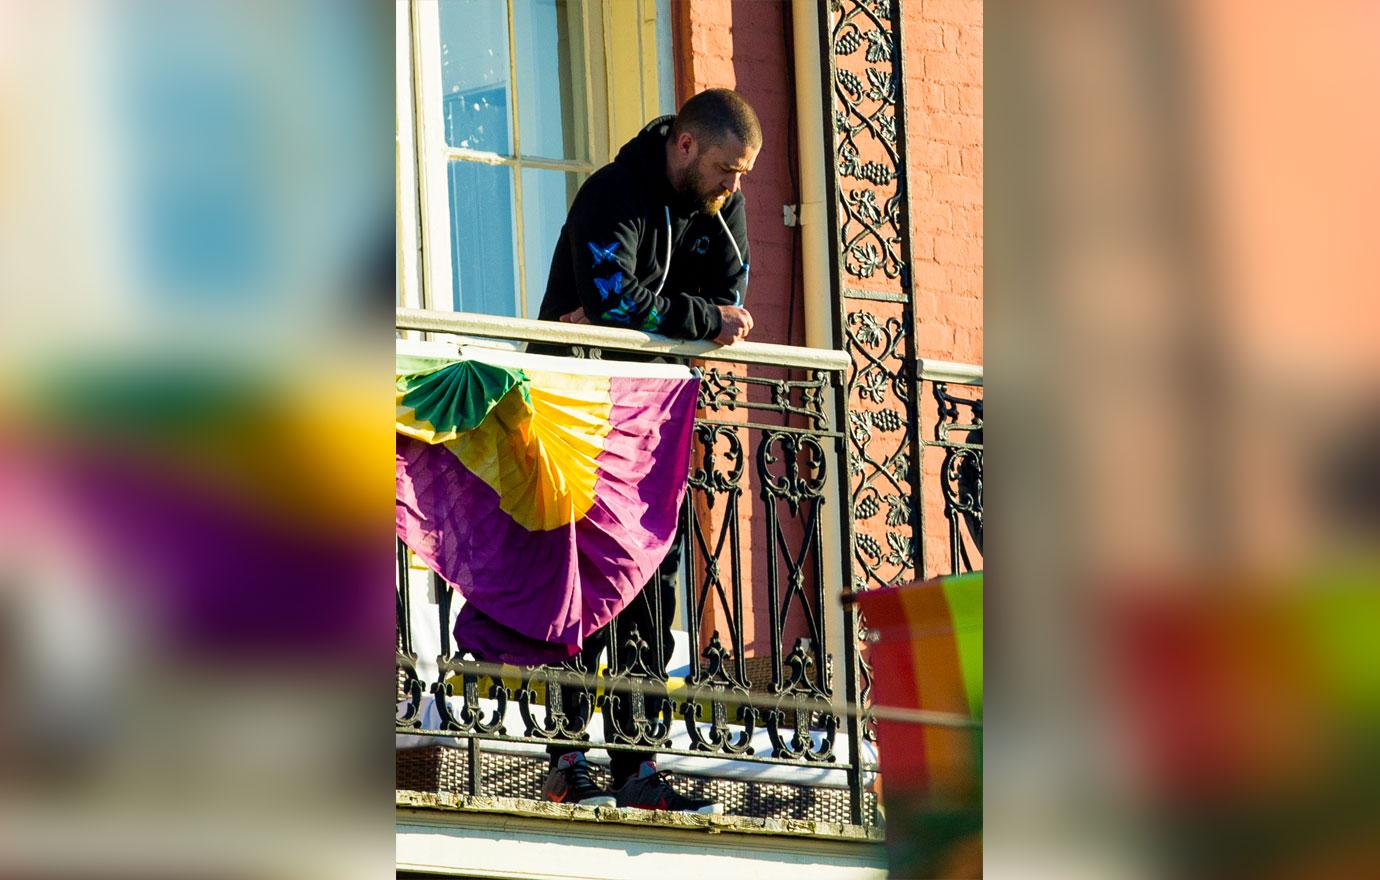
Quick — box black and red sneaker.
[613,761,723,814]
[540,753,616,807]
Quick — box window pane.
[520,167,579,317]
[513,0,585,160]
[656,0,676,115]
[449,160,518,315]
[439,0,512,152]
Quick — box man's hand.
[714,305,754,345]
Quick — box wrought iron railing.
[928,364,984,575]
[849,359,984,750]
[394,309,982,829]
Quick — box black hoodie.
[535,115,750,341]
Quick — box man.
[534,88,761,814]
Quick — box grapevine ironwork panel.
[821,0,922,592]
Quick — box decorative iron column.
[817,0,923,826]
[820,0,923,591]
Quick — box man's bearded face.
[674,134,758,215]
[682,159,732,215]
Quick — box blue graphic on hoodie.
[603,292,660,331]
[592,272,624,301]
[603,294,637,324]
[587,241,620,267]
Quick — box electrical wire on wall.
[782,0,805,430]
[782,0,802,353]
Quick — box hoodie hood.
[613,115,686,213]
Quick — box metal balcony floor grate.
[397,746,881,828]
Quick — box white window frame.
[397,0,424,321]
[398,0,675,318]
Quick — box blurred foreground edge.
[855,572,984,879]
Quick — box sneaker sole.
[616,802,724,814]
[576,795,616,807]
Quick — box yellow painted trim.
[601,0,668,148]
[639,0,659,118]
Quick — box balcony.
[394,309,982,878]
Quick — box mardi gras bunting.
[396,348,699,666]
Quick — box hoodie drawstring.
[651,206,672,298]
[652,205,749,307]
[715,211,749,307]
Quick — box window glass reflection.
[450,161,518,315]
[521,167,579,317]
[439,0,512,152]
[513,0,584,161]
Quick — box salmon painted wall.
[676,0,804,350]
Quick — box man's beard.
[699,190,730,215]
[674,166,729,215]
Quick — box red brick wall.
[903,1,983,578]
[677,0,984,361]
[904,0,983,364]
[673,0,985,659]
[675,0,803,349]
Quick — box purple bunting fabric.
[395,350,699,665]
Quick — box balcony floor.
[398,790,885,880]
[398,745,881,827]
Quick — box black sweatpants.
[547,530,682,787]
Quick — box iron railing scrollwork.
[760,430,837,762]
[934,383,984,572]
[394,317,978,830]
[433,652,508,736]
[395,319,871,821]
[601,626,676,751]
[682,419,757,756]
[426,581,509,737]
[518,657,595,743]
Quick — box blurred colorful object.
[857,571,983,878]
[1106,576,1380,877]
[395,349,698,666]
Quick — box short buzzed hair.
[671,88,762,150]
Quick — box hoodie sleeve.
[566,187,725,341]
